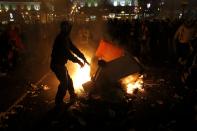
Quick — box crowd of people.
[100,18,196,65]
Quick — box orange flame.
[120,73,144,94]
[67,56,91,94]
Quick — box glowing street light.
[147,3,151,9]
[113,1,118,7]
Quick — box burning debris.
[79,39,144,102]
[59,37,146,101]
[120,73,144,95]
[67,56,92,95]
[42,85,50,91]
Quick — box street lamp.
[147,3,151,9]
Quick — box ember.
[120,73,144,94]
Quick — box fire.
[72,64,91,94]
[67,56,91,94]
[120,73,144,94]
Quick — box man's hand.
[84,59,90,65]
[78,61,85,68]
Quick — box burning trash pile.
[69,39,144,102]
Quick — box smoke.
[70,18,132,58]
[70,20,106,57]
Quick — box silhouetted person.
[50,21,89,107]
[174,19,196,65]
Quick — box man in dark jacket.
[50,21,89,107]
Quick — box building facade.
[69,0,139,22]
[0,1,44,23]
[0,0,65,24]
[70,0,138,7]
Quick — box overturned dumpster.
[83,39,144,102]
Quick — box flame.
[67,56,91,94]
[120,73,144,94]
[72,64,91,94]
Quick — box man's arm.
[65,47,85,67]
[69,39,90,65]
[61,37,84,66]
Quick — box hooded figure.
[50,20,88,107]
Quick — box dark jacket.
[51,33,85,66]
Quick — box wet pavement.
[0,63,197,131]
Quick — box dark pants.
[51,64,75,105]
